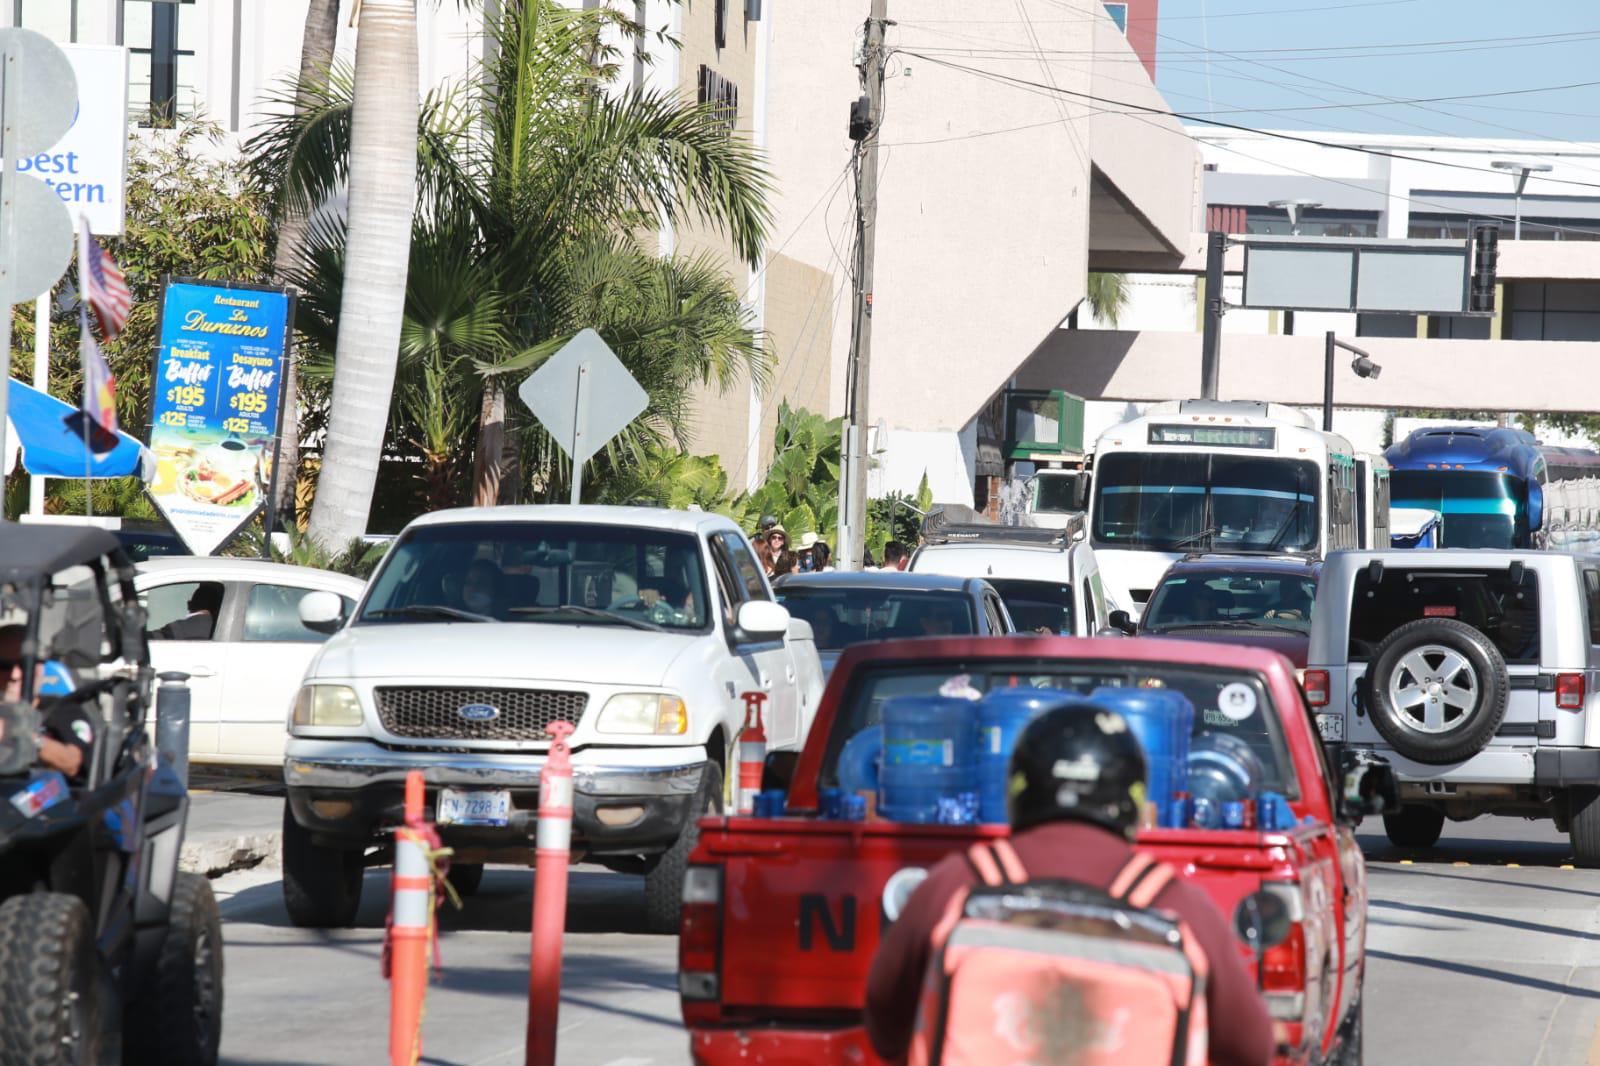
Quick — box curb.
[181,831,282,878]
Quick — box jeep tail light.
[679,865,723,1018]
[1302,670,1330,708]
[1557,673,1585,711]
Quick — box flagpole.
[29,291,47,515]
[79,300,91,519]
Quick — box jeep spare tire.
[1367,618,1509,765]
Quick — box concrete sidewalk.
[181,775,284,878]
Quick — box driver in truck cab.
[863,702,1274,1066]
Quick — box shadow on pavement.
[1367,863,1600,900]
[219,867,664,937]
[1368,949,1600,999]
[1358,832,1573,869]
[1371,898,1598,941]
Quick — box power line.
[895,50,1600,193]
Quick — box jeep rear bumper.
[283,740,707,855]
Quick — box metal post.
[840,0,887,572]
[0,41,22,496]
[569,361,589,505]
[1323,330,1336,432]
[1199,230,1226,400]
[27,291,46,514]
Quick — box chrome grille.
[374,687,588,741]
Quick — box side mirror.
[298,590,348,635]
[1529,481,1545,533]
[1072,472,1091,511]
[762,749,799,792]
[1108,609,1137,636]
[1338,748,1399,820]
[735,600,791,641]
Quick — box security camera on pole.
[0,28,78,480]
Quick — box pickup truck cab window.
[821,660,1298,799]
[984,579,1075,636]
[716,532,771,602]
[774,587,978,649]
[358,521,712,632]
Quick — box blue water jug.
[975,687,1080,824]
[1187,731,1264,829]
[1089,686,1195,829]
[879,695,979,824]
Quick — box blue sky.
[1153,0,1600,142]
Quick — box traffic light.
[1470,224,1499,314]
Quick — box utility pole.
[839,0,887,572]
[1198,230,1226,400]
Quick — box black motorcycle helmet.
[759,514,779,531]
[1006,703,1149,838]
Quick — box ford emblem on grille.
[457,703,501,722]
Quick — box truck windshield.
[774,587,976,650]
[1390,470,1527,549]
[358,522,711,632]
[821,660,1298,799]
[984,579,1074,635]
[1092,452,1319,553]
[1143,571,1316,635]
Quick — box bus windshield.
[1390,470,1527,549]
[1092,452,1320,553]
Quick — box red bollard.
[526,720,575,1066]
[738,692,768,815]
[389,771,431,1066]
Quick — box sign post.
[517,329,647,505]
[145,278,294,555]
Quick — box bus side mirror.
[1073,473,1091,512]
[1529,481,1544,533]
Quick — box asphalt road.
[200,790,1600,1065]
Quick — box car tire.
[1365,619,1509,765]
[122,873,224,1066]
[1382,805,1445,849]
[282,802,365,928]
[1569,788,1600,868]
[0,892,102,1066]
[447,862,485,899]
[644,761,722,936]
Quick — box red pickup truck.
[678,636,1396,1066]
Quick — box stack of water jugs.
[828,681,1296,830]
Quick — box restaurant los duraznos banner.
[146,279,294,555]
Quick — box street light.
[1323,332,1383,431]
[1269,198,1323,236]
[1491,160,1553,239]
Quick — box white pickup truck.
[280,506,825,931]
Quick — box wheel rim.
[1388,643,1479,734]
[193,925,219,1040]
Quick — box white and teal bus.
[1086,400,1369,617]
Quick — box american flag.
[79,216,131,341]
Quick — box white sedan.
[136,557,368,766]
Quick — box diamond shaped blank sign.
[517,329,648,464]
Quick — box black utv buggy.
[0,522,222,1065]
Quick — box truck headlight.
[291,685,364,728]
[597,693,688,735]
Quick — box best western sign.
[17,45,130,236]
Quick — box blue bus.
[1384,426,1600,549]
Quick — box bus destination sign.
[1148,424,1277,449]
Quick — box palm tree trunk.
[306,0,419,548]
[272,0,341,526]
[474,379,505,506]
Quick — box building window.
[1410,213,1600,242]
[1356,314,1418,339]
[697,65,737,134]
[122,0,198,127]
[1508,282,1600,341]
[1103,3,1129,32]
[16,0,76,41]
[1243,207,1380,238]
[1427,315,1491,340]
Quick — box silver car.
[1307,549,1600,861]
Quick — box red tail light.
[679,865,723,1023]
[1302,669,1330,708]
[1238,880,1310,1039]
[1557,673,1586,711]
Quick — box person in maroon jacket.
[864,702,1275,1066]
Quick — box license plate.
[437,788,511,827]
[1316,713,1345,742]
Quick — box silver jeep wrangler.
[1307,549,1600,861]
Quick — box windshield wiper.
[506,605,667,633]
[364,604,496,623]
[1149,620,1302,633]
[1170,527,1219,551]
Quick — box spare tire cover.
[1365,618,1510,766]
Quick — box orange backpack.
[908,840,1210,1066]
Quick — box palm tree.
[269,0,342,523]
[252,0,772,515]
[1086,272,1130,327]
[305,0,419,548]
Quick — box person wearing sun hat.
[798,532,834,572]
